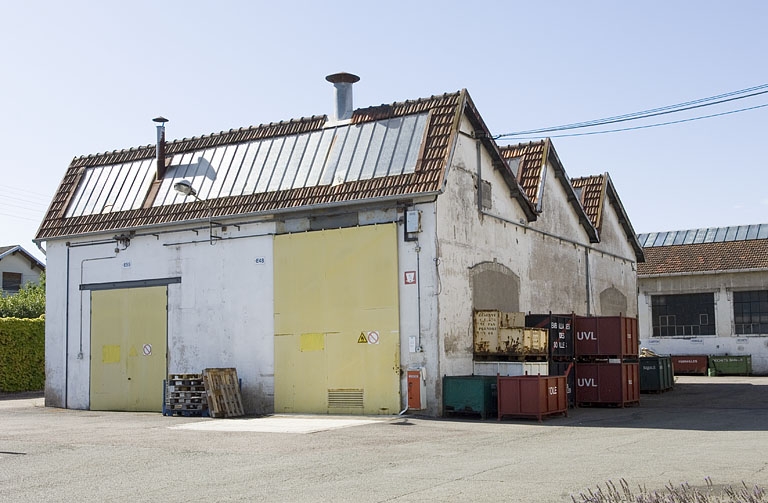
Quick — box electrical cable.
[503,101,768,140]
[493,83,768,139]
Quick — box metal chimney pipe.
[325,72,360,121]
[153,116,168,179]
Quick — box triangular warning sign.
[358,333,368,343]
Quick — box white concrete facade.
[638,270,768,375]
[44,220,276,412]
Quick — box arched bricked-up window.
[470,262,519,313]
[600,287,628,316]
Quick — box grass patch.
[572,478,766,502]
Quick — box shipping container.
[473,310,500,355]
[573,316,639,359]
[497,375,568,422]
[548,360,575,407]
[575,362,640,407]
[708,355,752,376]
[473,361,548,377]
[639,356,674,393]
[442,375,497,419]
[527,313,575,359]
[670,355,708,375]
[498,327,548,357]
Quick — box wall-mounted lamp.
[173,180,221,245]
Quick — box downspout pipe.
[64,244,70,408]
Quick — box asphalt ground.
[1,376,767,502]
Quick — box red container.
[671,355,708,375]
[497,375,568,422]
[573,316,639,358]
[575,362,639,407]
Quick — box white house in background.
[0,245,45,295]
[35,73,644,416]
[637,224,768,374]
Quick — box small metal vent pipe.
[153,116,168,179]
[325,72,360,121]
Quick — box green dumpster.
[640,356,674,392]
[443,375,497,419]
[708,355,752,376]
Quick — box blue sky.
[2,1,766,261]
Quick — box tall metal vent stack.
[152,116,168,179]
[325,72,360,121]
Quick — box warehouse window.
[2,272,22,293]
[651,293,715,337]
[734,290,768,335]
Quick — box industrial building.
[637,224,768,374]
[35,74,644,416]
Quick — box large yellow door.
[274,224,400,415]
[90,286,167,411]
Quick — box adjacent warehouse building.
[637,224,768,374]
[35,74,644,416]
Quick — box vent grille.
[328,389,364,409]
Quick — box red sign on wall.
[404,271,417,285]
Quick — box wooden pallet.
[203,368,244,418]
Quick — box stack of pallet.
[164,373,208,416]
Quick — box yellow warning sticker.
[358,333,368,343]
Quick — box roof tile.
[639,239,768,275]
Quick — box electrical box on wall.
[407,367,427,410]
[405,210,421,234]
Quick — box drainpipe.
[476,138,483,213]
[64,244,70,408]
[585,248,591,316]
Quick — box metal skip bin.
[708,355,752,376]
[497,375,568,422]
[527,314,574,359]
[573,316,639,359]
[549,360,575,407]
[498,328,548,358]
[443,375,497,420]
[639,356,674,393]
[671,355,708,375]
[575,362,640,407]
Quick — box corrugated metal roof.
[638,239,768,275]
[36,92,467,240]
[638,224,768,247]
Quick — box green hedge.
[0,317,45,392]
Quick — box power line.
[493,83,768,139]
[3,185,53,200]
[0,212,42,223]
[502,102,768,140]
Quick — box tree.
[0,273,45,319]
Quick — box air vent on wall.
[327,389,364,409]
